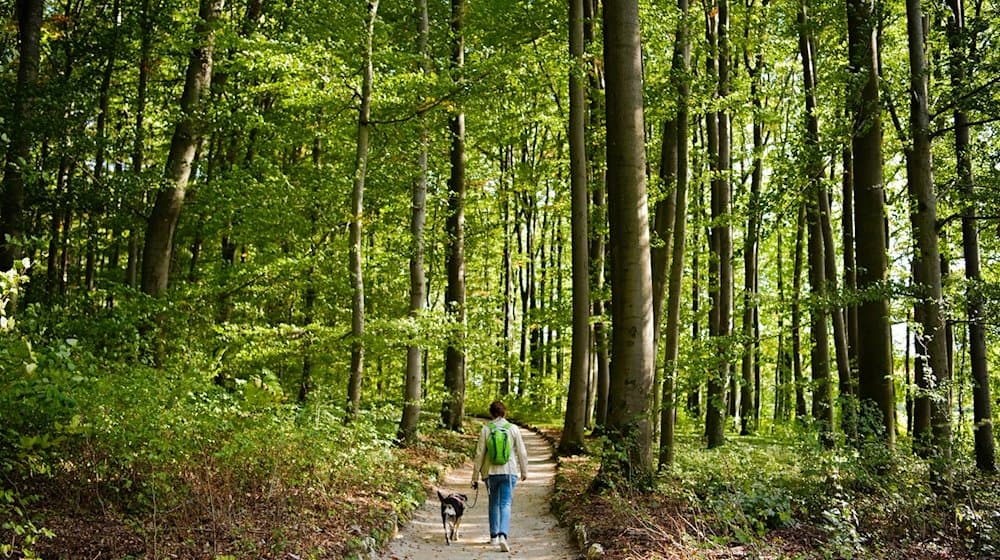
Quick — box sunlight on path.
[381,428,576,559]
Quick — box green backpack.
[486,421,512,465]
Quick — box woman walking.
[471,401,529,552]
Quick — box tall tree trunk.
[740,18,765,435]
[502,148,514,396]
[586,0,609,430]
[904,0,951,479]
[299,136,323,403]
[346,0,379,421]
[442,0,467,431]
[799,0,833,445]
[775,221,789,422]
[688,159,703,418]
[846,0,895,445]
[597,0,656,490]
[141,0,224,296]
[792,201,807,420]
[946,0,993,473]
[841,132,858,372]
[651,124,677,344]
[127,0,151,291]
[651,119,676,445]
[658,0,691,468]
[705,0,732,449]
[0,0,44,273]
[819,186,855,438]
[87,0,122,293]
[398,0,430,446]
[559,0,590,456]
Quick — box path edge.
[514,420,599,560]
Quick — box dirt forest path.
[382,427,577,560]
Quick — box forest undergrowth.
[546,426,999,559]
[0,295,478,559]
[2,287,998,559]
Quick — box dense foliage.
[1,0,998,556]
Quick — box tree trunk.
[792,201,807,420]
[398,0,430,446]
[597,0,656,490]
[799,0,833,445]
[442,0,467,431]
[346,0,379,421]
[585,0,609,431]
[775,223,789,422]
[946,0,993,473]
[658,0,691,468]
[740,26,765,435]
[705,0,732,449]
[141,0,224,296]
[652,120,677,344]
[87,0,122,293]
[846,0,895,445]
[127,0,152,291]
[819,187,855,438]
[904,0,950,479]
[841,134,858,373]
[688,166,703,418]
[559,0,590,456]
[502,148,514,396]
[0,0,44,273]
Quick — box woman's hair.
[489,400,507,419]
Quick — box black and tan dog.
[436,490,469,545]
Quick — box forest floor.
[381,426,577,559]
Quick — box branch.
[368,70,494,126]
[882,82,908,145]
[938,213,1000,229]
[216,270,269,300]
[929,74,1000,120]
[931,115,1000,138]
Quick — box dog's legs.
[451,516,462,542]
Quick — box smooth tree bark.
[841,128,858,368]
[846,0,895,444]
[346,0,379,421]
[775,220,791,421]
[705,0,733,449]
[141,0,224,296]
[299,136,322,403]
[442,0,467,432]
[559,0,590,456]
[597,0,656,490]
[792,201,808,420]
[799,0,833,445]
[658,0,692,469]
[651,118,677,444]
[946,0,994,472]
[821,188,855,438]
[502,148,514,396]
[127,0,154,290]
[398,0,430,446]
[652,129,677,346]
[740,7,766,435]
[903,0,951,475]
[0,0,44,273]
[584,0,610,431]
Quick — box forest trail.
[382,427,577,559]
